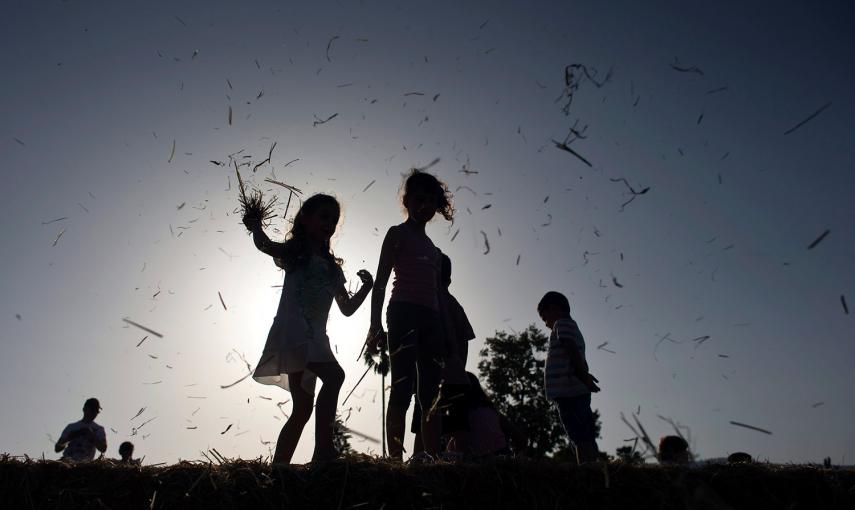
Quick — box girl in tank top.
[366,169,454,460]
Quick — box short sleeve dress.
[253,254,346,394]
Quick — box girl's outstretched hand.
[356,269,374,289]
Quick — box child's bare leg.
[272,373,313,464]
[386,403,408,460]
[417,379,442,457]
[306,362,345,462]
[412,432,424,455]
[411,398,424,455]
[420,412,442,456]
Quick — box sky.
[2,0,854,465]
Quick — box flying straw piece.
[784,102,832,135]
[729,420,772,435]
[136,335,149,347]
[220,372,252,389]
[122,318,164,338]
[842,294,849,314]
[228,106,233,125]
[670,58,704,75]
[41,217,67,225]
[480,230,490,254]
[218,291,227,311]
[325,35,339,62]
[264,177,303,195]
[551,139,592,167]
[313,113,338,126]
[52,229,65,247]
[807,229,830,250]
[168,139,176,163]
[251,142,277,173]
[362,180,376,192]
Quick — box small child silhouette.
[658,435,690,464]
[118,441,139,465]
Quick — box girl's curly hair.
[275,193,344,271]
[401,169,455,221]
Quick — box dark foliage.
[477,325,600,458]
[616,446,645,465]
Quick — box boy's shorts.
[554,394,597,444]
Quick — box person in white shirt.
[55,398,107,462]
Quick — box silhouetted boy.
[55,398,107,462]
[538,291,600,464]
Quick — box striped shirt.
[544,317,590,400]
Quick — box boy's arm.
[95,427,107,453]
[335,270,373,317]
[54,428,68,453]
[560,327,600,392]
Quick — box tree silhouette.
[477,325,600,458]
[615,445,644,464]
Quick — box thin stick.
[220,371,252,389]
[551,139,592,167]
[264,178,303,195]
[729,420,772,434]
[807,229,830,250]
[784,102,832,135]
[122,318,164,338]
[51,228,65,247]
[342,365,373,405]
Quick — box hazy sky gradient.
[2,0,854,464]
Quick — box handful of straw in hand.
[236,166,277,231]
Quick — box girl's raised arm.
[248,222,289,259]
